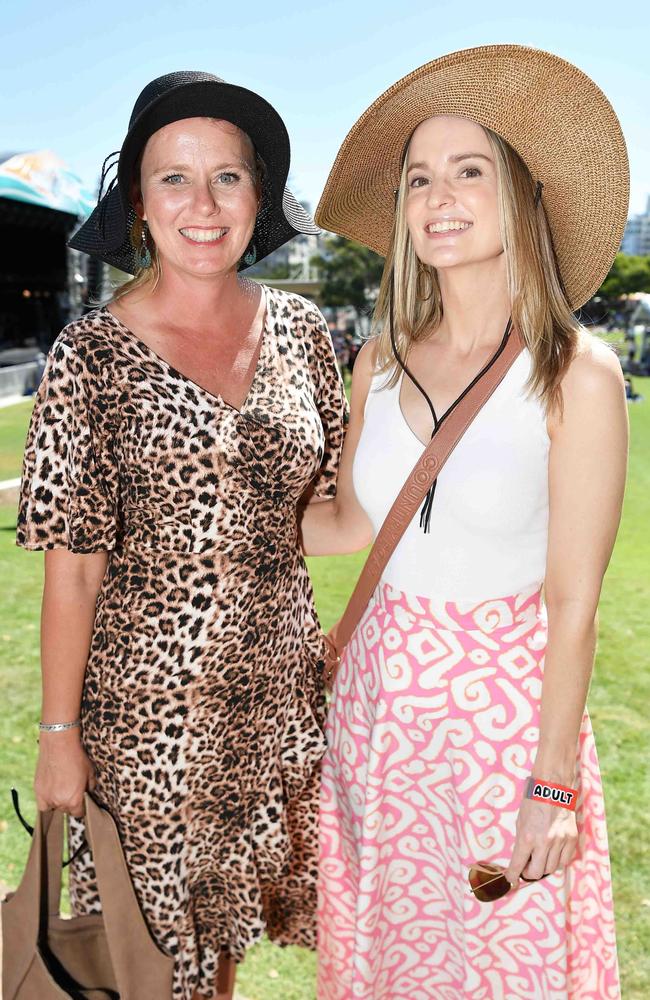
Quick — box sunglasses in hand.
[468,861,549,903]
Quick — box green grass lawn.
[0,399,32,480]
[1,381,649,999]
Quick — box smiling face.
[136,117,260,278]
[405,115,503,272]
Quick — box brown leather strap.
[325,329,523,681]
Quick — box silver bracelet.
[39,719,81,733]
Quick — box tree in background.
[312,236,384,320]
[598,254,650,299]
[313,245,650,328]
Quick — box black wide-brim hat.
[69,70,319,273]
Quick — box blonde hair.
[111,124,265,304]
[373,124,579,411]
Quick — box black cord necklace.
[388,268,513,532]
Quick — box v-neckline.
[395,346,522,448]
[395,324,517,447]
[396,371,427,449]
[103,285,268,414]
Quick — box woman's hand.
[34,729,96,818]
[323,619,342,692]
[505,798,578,885]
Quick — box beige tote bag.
[2,792,174,999]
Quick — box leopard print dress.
[17,286,347,1000]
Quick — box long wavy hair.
[111,124,264,303]
[373,125,579,411]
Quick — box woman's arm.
[299,340,376,556]
[34,549,107,817]
[506,337,628,883]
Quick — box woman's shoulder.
[43,308,119,389]
[547,329,626,438]
[563,329,625,400]
[263,284,328,330]
[50,307,117,357]
[348,338,381,418]
[263,285,340,375]
[355,337,380,375]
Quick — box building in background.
[248,199,323,280]
[247,200,324,303]
[621,196,650,256]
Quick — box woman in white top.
[301,46,628,999]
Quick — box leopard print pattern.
[17,286,347,1000]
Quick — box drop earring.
[137,221,152,269]
[243,243,257,267]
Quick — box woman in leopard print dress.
[17,72,346,1000]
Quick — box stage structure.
[0,151,95,396]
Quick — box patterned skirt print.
[318,583,620,999]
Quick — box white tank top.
[353,349,550,602]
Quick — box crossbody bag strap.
[324,328,524,683]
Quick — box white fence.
[0,362,39,399]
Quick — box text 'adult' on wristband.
[525,776,578,811]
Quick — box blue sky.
[2,0,648,217]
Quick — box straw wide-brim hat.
[316,44,629,310]
[69,70,319,274]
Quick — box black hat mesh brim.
[68,72,319,273]
[68,179,319,274]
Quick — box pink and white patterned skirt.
[317,583,619,999]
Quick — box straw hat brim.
[315,44,629,309]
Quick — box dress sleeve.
[308,308,349,500]
[16,334,119,552]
